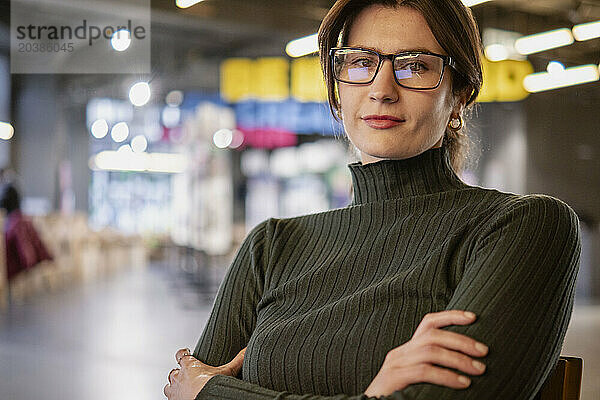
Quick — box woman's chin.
[356,145,416,163]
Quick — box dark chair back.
[534,356,583,400]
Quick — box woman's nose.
[368,59,400,103]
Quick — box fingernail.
[475,342,488,354]
[458,376,471,386]
[464,311,476,319]
[472,360,486,371]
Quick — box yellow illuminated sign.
[478,59,534,102]
[253,57,289,100]
[291,57,327,102]
[221,57,289,101]
[220,58,254,103]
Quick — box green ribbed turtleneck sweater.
[193,145,581,400]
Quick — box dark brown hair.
[318,0,484,173]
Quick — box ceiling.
[148,0,600,64]
[2,0,599,61]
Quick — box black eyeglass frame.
[329,46,458,90]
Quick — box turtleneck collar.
[347,145,467,205]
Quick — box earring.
[448,115,463,131]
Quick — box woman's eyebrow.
[353,45,434,53]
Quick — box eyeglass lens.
[333,49,444,88]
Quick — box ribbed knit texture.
[193,145,581,400]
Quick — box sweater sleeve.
[196,195,581,400]
[192,218,272,369]
[401,195,582,400]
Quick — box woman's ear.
[452,88,470,117]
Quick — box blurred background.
[0,0,598,399]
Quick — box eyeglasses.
[330,47,457,90]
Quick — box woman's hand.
[364,310,489,397]
[163,347,247,400]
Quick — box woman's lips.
[362,115,405,130]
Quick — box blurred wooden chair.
[534,356,583,400]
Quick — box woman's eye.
[349,58,375,67]
[400,62,427,71]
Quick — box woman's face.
[338,5,463,164]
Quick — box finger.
[178,354,197,367]
[423,330,489,357]
[414,345,486,376]
[221,347,247,377]
[168,368,180,384]
[163,383,172,398]
[175,348,192,363]
[398,363,472,390]
[414,310,476,335]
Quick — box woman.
[164,1,581,399]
